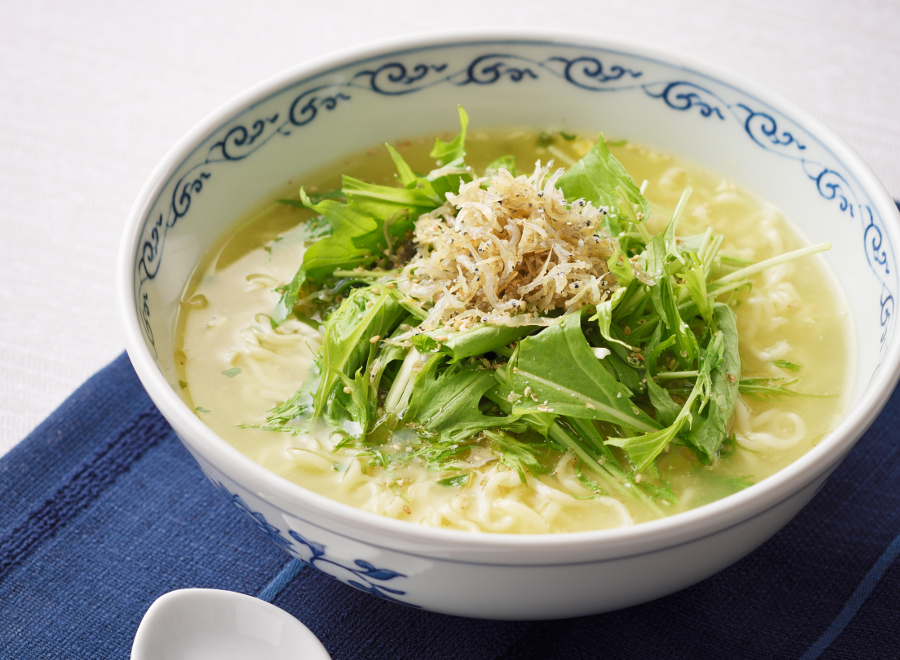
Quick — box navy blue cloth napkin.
[2,339,900,659]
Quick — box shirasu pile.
[397,160,652,334]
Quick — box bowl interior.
[124,35,900,521]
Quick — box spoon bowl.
[131,588,331,660]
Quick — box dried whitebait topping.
[399,161,648,332]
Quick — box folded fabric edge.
[0,352,173,576]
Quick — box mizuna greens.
[259,108,830,510]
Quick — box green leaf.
[547,422,664,513]
[411,323,537,361]
[424,157,471,202]
[367,332,410,401]
[342,175,438,220]
[769,360,803,372]
[739,377,812,401]
[603,348,643,392]
[393,292,428,321]
[403,355,508,442]
[279,188,345,205]
[385,143,418,188]
[535,131,555,147]
[606,245,635,289]
[271,216,333,247]
[557,133,649,222]
[591,287,633,350]
[702,473,755,494]
[643,233,699,366]
[662,186,692,264]
[509,312,660,433]
[573,468,605,496]
[272,265,307,326]
[221,368,241,378]
[264,360,320,430]
[606,423,683,473]
[607,305,737,470]
[299,188,378,237]
[683,304,741,462]
[392,435,474,472]
[438,473,472,488]
[430,106,469,165]
[330,367,374,437]
[485,370,555,438]
[314,286,406,426]
[679,257,713,326]
[483,429,551,483]
[272,189,388,325]
[271,111,474,327]
[301,237,379,282]
[276,198,308,208]
[646,377,681,426]
[643,324,675,377]
[485,155,516,177]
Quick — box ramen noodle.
[176,129,851,533]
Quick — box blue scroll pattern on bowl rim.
[135,46,894,362]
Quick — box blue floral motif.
[643,81,725,119]
[547,56,641,90]
[455,54,538,86]
[804,162,853,215]
[209,114,280,161]
[208,481,417,606]
[858,203,895,343]
[880,287,895,344]
[135,86,349,353]
[136,44,896,357]
[353,62,448,95]
[289,88,351,126]
[211,481,294,554]
[862,204,891,275]
[288,530,416,606]
[792,163,895,348]
[172,171,212,220]
[351,53,641,95]
[735,104,806,152]
[138,172,210,282]
[137,169,211,353]
[140,292,154,348]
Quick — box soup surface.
[176,129,851,533]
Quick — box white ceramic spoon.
[131,588,332,660]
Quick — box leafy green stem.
[714,242,831,285]
[548,422,664,516]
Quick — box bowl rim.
[118,28,900,561]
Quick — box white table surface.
[2,0,898,457]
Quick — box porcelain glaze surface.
[131,589,332,660]
[120,32,900,618]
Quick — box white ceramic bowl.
[118,31,900,619]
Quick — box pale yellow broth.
[175,130,852,533]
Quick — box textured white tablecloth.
[2,0,898,457]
